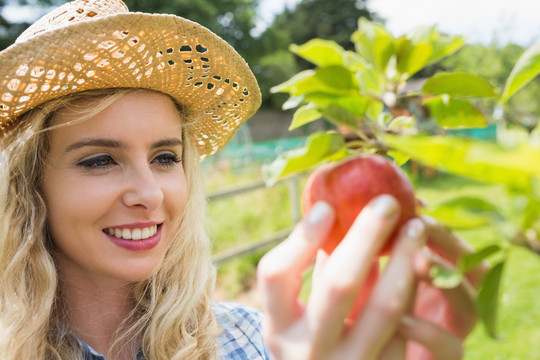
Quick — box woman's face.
[42,90,188,284]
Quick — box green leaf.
[427,33,466,65]
[352,18,395,70]
[271,69,316,94]
[343,50,372,71]
[388,115,415,132]
[289,103,322,130]
[290,39,345,67]
[459,244,502,273]
[387,150,410,166]
[382,134,540,192]
[430,266,463,289]
[365,100,384,122]
[518,196,540,230]
[345,51,383,94]
[423,72,500,98]
[262,132,348,186]
[282,95,305,110]
[315,66,358,91]
[282,92,370,119]
[355,69,383,98]
[430,244,502,290]
[395,38,433,78]
[303,93,369,117]
[477,261,505,338]
[502,42,540,103]
[405,25,465,65]
[322,105,359,131]
[423,95,487,128]
[404,25,437,44]
[438,196,503,213]
[271,66,358,97]
[425,196,504,229]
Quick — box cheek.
[43,174,117,236]
[164,173,189,218]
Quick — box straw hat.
[0,0,261,159]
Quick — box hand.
[257,195,427,359]
[397,216,488,360]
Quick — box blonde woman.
[0,0,483,359]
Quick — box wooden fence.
[209,174,303,266]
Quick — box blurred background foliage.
[3,0,538,130]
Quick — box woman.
[0,0,483,359]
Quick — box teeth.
[132,229,142,240]
[142,227,150,239]
[105,225,158,240]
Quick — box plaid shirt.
[82,302,270,359]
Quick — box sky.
[258,0,540,46]
[5,0,540,47]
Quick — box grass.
[465,245,540,359]
[204,164,308,299]
[205,163,540,358]
[206,184,293,253]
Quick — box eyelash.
[153,153,182,167]
[76,153,182,170]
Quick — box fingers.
[341,218,427,357]
[422,215,474,261]
[414,249,477,315]
[422,215,489,287]
[378,334,407,360]
[312,248,330,284]
[413,249,478,338]
[257,201,336,331]
[306,195,401,351]
[400,316,464,360]
[345,260,380,321]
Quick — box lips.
[104,224,158,240]
[103,223,163,251]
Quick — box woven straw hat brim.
[0,12,261,159]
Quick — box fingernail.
[369,195,398,218]
[421,214,438,226]
[422,246,433,259]
[406,218,425,238]
[306,201,333,225]
[416,197,428,208]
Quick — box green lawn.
[205,165,305,298]
[465,245,540,359]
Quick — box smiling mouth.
[103,224,159,241]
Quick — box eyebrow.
[65,137,183,153]
[151,138,183,149]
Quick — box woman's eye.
[76,154,116,169]
[154,152,181,167]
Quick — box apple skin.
[302,154,417,255]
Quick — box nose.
[122,163,164,211]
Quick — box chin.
[115,260,164,283]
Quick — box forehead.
[49,90,184,145]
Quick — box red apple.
[302,154,417,255]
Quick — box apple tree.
[262,19,540,338]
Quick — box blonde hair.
[0,88,221,359]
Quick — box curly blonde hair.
[0,88,221,359]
